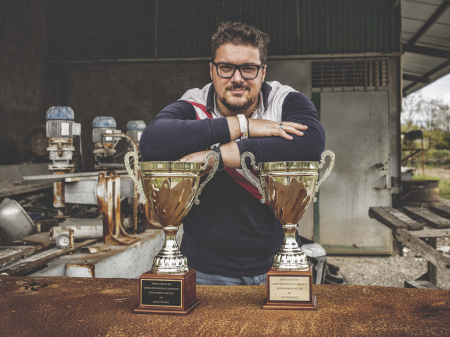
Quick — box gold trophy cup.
[240,150,335,310]
[125,151,219,315]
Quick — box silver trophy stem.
[151,226,188,274]
[272,224,309,271]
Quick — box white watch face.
[210,143,220,150]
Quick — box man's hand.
[227,116,307,141]
[178,142,241,172]
[248,119,307,140]
[178,150,213,176]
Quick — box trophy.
[241,150,335,310]
[125,151,219,315]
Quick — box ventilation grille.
[312,60,388,90]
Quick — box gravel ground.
[422,167,450,181]
[327,199,450,290]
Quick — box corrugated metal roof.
[402,0,450,95]
[403,52,446,75]
[47,0,401,60]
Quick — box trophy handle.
[313,150,335,202]
[124,151,148,204]
[240,151,266,204]
[194,151,220,205]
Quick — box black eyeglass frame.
[212,62,265,80]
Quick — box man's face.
[210,43,266,115]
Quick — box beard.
[217,84,257,114]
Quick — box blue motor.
[92,116,118,144]
[126,120,146,149]
[45,106,81,172]
[92,116,121,169]
[46,106,80,138]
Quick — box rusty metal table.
[369,205,450,285]
[1,276,449,336]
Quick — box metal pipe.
[51,222,103,240]
[46,52,401,65]
[69,229,74,254]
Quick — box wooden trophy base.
[263,267,317,310]
[134,269,200,315]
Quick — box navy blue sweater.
[140,83,325,277]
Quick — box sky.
[402,73,450,127]
[418,73,450,106]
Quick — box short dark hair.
[211,21,270,64]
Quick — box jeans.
[196,270,267,286]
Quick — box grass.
[428,149,450,159]
[414,172,450,200]
[403,149,450,169]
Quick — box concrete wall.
[0,0,48,165]
[265,60,311,98]
[61,62,210,170]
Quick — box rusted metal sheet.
[20,232,54,249]
[1,239,98,276]
[0,247,37,268]
[2,276,450,336]
[0,163,52,198]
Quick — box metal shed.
[4,0,448,255]
[43,0,404,255]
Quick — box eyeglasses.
[212,62,265,80]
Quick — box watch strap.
[210,143,225,171]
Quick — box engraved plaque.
[268,275,311,302]
[140,279,182,307]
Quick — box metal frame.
[402,1,450,95]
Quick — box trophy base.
[134,269,200,315]
[263,267,317,311]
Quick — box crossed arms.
[139,92,325,168]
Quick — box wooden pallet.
[369,206,450,286]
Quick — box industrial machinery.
[126,120,146,151]
[92,116,122,170]
[16,112,142,246]
[46,107,81,218]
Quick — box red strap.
[185,100,264,202]
[225,168,267,204]
[185,100,213,119]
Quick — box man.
[140,21,325,285]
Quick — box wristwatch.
[210,143,225,171]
